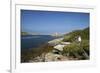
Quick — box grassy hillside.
[21,27,90,62]
[62,27,89,60]
[63,27,89,42]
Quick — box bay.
[21,35,55,50]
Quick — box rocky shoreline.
[28,38,74,62]
[21,27,89,63]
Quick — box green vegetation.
[63,40,89,60]
[63,42,83,59]
[62,27,89,60]
[21,27,90,62]
[81,40,89,55]
[21,43,54,62]
[63,27,89,42]
[21,48,39,62]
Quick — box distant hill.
[63,27,89,42]
[21,32,29,35]
[21,32,41,35]
[51,32,63,37]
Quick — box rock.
[45,53,55,62]
[45,52,61,62]
[30,38,72,62]
[61,42,70,45]
[30,56,44,62]
[48,38,63,46]
[44,52,69,62]
[54,44,65,51]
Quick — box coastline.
[21,27,89,62]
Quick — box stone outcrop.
[31,38,71,62]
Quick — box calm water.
[21,35,55,50]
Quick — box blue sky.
[21,10,89,35]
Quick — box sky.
[21,10,89,35]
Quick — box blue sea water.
[21,35,55,50]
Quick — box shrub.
[63,43,82,57]
[81,40,89,55]
[21,43,54,62]
[63,35,72,42]
[63,40,89,59]
[21,48,40,62]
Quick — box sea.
[21,35,55,50]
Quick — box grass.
[62,40,89,60]
[62,27,89,42]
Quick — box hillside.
[63,27,89,42]
[62,27,89,59]
[21,32,29,35]
[21,27,90,62]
